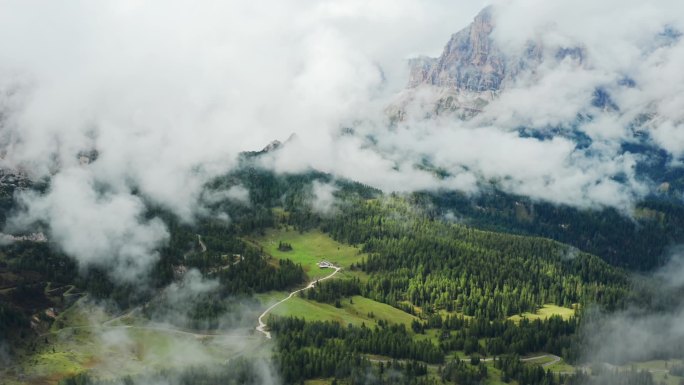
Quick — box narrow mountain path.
[256,266,341,339]
[197,234,207,252]
[521,354,562,367]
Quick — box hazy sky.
[1,0,683,279]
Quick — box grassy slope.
[253,229,417,329]
[508,304,576,322]
[266,294,417,328]
[625,360,684,385]
[547,359,575,373]
[4,299,262,385]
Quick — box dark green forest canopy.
[419,189,684,270]
[322,198,629,319]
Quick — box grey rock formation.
[408,7,508,92]
[409,6,547,93]
[400,6,584,120]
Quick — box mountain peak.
[408,5,504,93]
[402,5,587,120]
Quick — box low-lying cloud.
[7,168,168,281]
[580,248,684,364]
[38,274,279,385]
[310,181,339,216]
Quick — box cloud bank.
[0,0,682,278]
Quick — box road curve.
[256,266,341,339]
[521,354,562,367]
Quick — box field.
[262,293,417,328]
[2,299,267,385]
[508,304,576,322]
[252,229,366,280]
[414,329,443,346]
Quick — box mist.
[35,269,279,385]
[580,249,684,365]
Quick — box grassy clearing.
[546,359,575,373]
[22,350,89,381]
[523,355,557,366]
[253,229,366,280]
[304,379,333,385]
[268,295,417,328]
[415,329,442,345]
[622,360,683,385]
[4,298,263,385]
[50,301,102,331]
[17,326,255,383]
[508,304,576,322]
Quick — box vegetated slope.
[0,161,662,385]
[419,189,684,270]
[10,165,660,385]
[323,197,629,320]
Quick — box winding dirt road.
[256,266,341,339]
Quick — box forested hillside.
[323,198,628,319]
[2,165,679,385]
[421,190,684,270]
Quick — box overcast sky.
[1,0,683,279]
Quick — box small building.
[45,308,58,319]
[317,260,333,268]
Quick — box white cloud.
[8,168,168,281]
[0,0,683,279]
[202,184,251,206]
[311,181,338,216]
[582,249,684,364]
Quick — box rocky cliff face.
[408,7,513,92]
[408,6,553,94]
[401,6,582,119]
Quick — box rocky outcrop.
[408,6,550,93]
[400,6,583,119]
[408,7,513,92]
[260,133,298,153]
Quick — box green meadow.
[508,304,576,322]
[263,294,417,329]
[253,229,366,280]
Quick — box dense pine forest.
[323,198,629,319]
[422,190,684,270]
